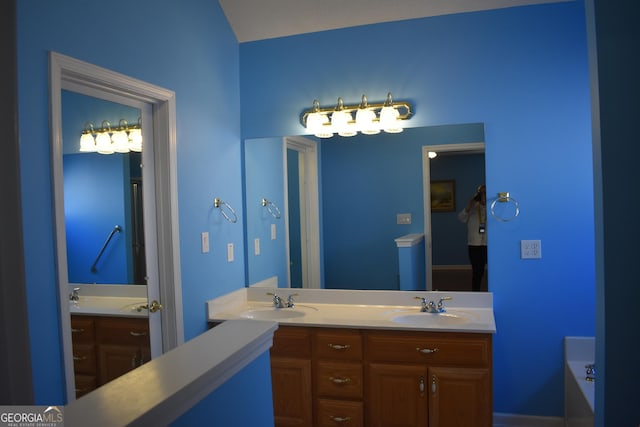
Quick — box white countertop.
[67,284,149,317]
[208,288,496,334]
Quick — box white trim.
[284,136,321,289]
[49,52,183,402]
[422,142,485,290]
[493,413,564,427]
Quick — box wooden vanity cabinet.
[364,330,492,427]
[270,326,313,427]
[70,315,150,398]
[313,328,364,427]
[70,316,97,397]
[270,326,491,427]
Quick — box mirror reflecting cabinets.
[244,124,487,292]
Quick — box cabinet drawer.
[316,361,363,399]
[70,316,95,343]
[271,326,312,358]
[316,399,363,427]
[314,329,362,361]
[97,317,150,346]
[365,331,491,366]
[74,374,97,398]
[72,343,96,374]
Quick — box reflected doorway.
[284,136,321,289]
[422,143,486,291]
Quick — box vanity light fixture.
[79,118,143,154]
[301,92,412,139]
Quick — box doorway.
[284,136,321,289]
[50,52,183,401]
[422,143,486,291]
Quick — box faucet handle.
[437,296,452,309]
[287,293,298,307]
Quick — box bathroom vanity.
[69,291,150,397]
[208,288,496,427]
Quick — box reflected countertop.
[67,283,149,317]
[208,287,496,334]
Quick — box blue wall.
[240,2,595,417]
[244,137,288,287]
[18,0,245,407]
[321,124,484,290]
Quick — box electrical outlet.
[521,240,542,259]
[397,213,412,225]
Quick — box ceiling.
[218,0,569,43]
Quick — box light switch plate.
[227,243,234,262]
[397,213,412,225]
[201,232,209,253]
[271,223,276,240]
[254,238,260,255]
[521,240,542,259]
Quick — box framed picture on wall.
[431,180,456,212]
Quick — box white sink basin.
[239,305,318,320]
[391,310,473,326]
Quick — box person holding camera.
[458,184,487,291]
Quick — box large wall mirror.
[243,123,487,293]
[62,91,146,285]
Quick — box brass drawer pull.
[73,355,87,361]
[329,415,352,423]
[329,376,352,385]
[71,328,85,334]
[416,347,439,354]
[129,331,148,337]
[328,343,351,350]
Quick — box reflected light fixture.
[79,118,143,154]
[428,151,438,159]
[301,92,412,139]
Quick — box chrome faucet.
[267,292,298,308]
[414,296,452,313]
[69,287,80,302]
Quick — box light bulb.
[128,128,142,152]
[379,106,403,133]
[355,108,380,135]
[111,130,130,153]
[79,133,96,152]
[95,131,114,154]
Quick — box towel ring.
[490,192,520,222]
[261,198,282,219]
[213,198,238,223]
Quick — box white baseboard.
[494,413,564,427]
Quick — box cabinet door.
[366,363,428,427]
[98,344,150,385]
[271,357,313,427]
[428,366,491,427]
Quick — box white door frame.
[422,142,485,290]
[49,52,183,402]
[283,136,321,289]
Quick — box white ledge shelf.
[65,319,277,427]
[394,233,424,247]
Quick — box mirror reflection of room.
[61,90,145,285]
[243,123,487,292]
[431,154,486,291]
